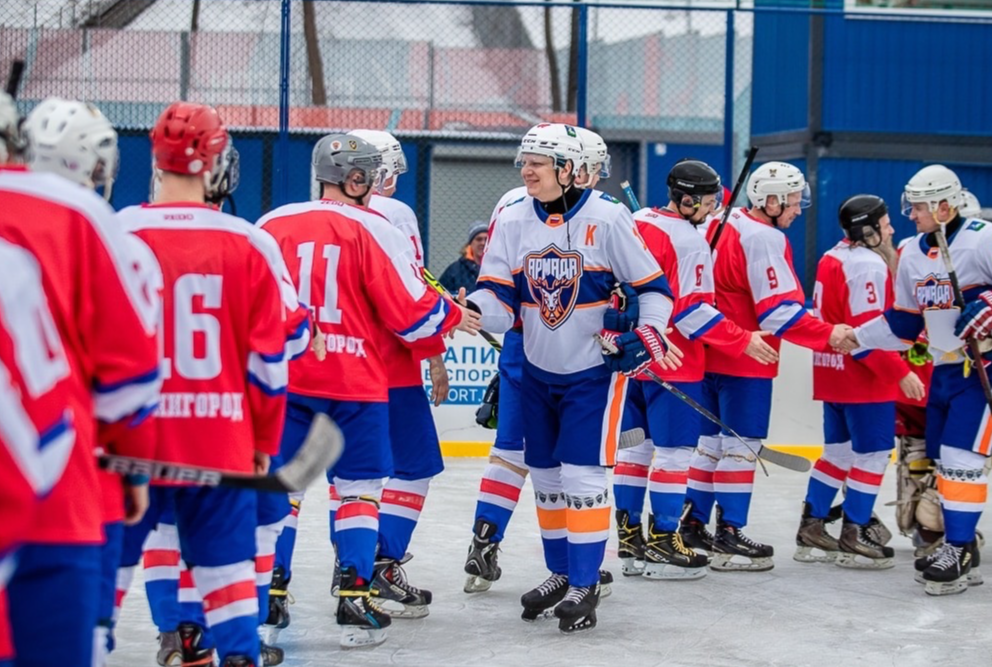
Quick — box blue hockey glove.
[601,325,668,376]
[955,291,992,341]
[603,283,639,333]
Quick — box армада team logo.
[523,244,583,330]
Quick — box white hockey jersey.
[471,188,673,382]
[856,218,992,366]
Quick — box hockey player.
[462,122,678,633]
[463,126,613,594]
[681,162,853,571]
[0,239,76,667]
[795,194,923,569]
[1,98,161,665]
[613,160,779,580]
[116,101,305,667]
[259,133,480,648]
[849,165,992,595]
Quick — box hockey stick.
[421,266,502,353]
[620,180,640,212]
[933,225,992,410]
[594,334,811,473]
[708,146,759,252]
[5,60,24,97]
[99,413,343,492]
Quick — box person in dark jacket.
[439,221,488,294]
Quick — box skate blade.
[340,626,388,649]
[521,608,556,622]
[709,554,774,572]
[620,557,645,577]
[330,586,340,598]
[464,574,494,593]
[924,578,968,596]
[793,546,838,564]
[600,583,612,599]
[643,562,707,580]
[968,568,984,586]
[158,651,183,667]
[558,615,597,635]
[835,553,894,570]
[373,599,429,619]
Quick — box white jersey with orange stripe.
[470,188,674,383]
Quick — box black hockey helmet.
[667,159,722,208]
[839,194,888,245]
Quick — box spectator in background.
[440,221,488,293]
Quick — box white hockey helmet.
[23,98,118,200]
[575,127,611,183]
[514,123,583,173]
[901,164,962,216]
[350,128,407,191]
[746,161,810,210]
[0,91,23,163]
[959,190,981,219]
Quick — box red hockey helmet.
[150,102,228,177]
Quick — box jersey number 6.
[161,274,223,381]
[296,242,343,325]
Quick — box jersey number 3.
[296,242,343,325]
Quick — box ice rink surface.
[111,458,992,667]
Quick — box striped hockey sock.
[938,446,988,545]
[713,437,758,528]
[333,479,383,582]
[142,523,182,633]
[648,447,692,532]
[843,450,889,525]
[271,492,303,582]
[686,435,721,523]
[562,464,610,587]
[473,463,526,543]
[806,440,853,519]
[613,441,651,525]
[255,520,282,624]
[379,478,431,560]
[532,467,568,576]
[194,562,259,662]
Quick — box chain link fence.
[3,0,991,278]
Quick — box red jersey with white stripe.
[368,194,445,389]
[635,207,750,382]
[120,203,300,474]
[259,199,462,402]
[0,166,160,544]
[811,240,908,403]
[0,241,75,558]
[706,207,833,379]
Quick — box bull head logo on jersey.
[915,273,953,309]
[524,245,583,330]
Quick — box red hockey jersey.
[635,207,750,382]
[121,202,303,474]
[259,199,463,402]
[706,208,833,379]
[368,194,445,390]
[0,241,75,558]
[811,239,908,403]
[0,166,160,544]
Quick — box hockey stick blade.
[6,60,24,98]
[619,427,646,450]
[755,445,811,473]
[98,414,343,492]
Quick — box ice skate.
[520,573,569,621]
[337,566,390,648]
[598,569,614,598]
[260,643,283,666]
[915,538,982,586]
[836,519,894,570]
[330,557,340,597]
[464,518,502,593]
[174,623,214,666]
[922,542,973,596]
[371,557,432,619]
[155,631,183,667]
[865,512,893,547]
[553,584,600,634]
[711,508,774,572]
[679,515,716,555]
[261,567,292,644]
[794,502,840,563]
[642,523,708,580]
[615,509,646,576]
